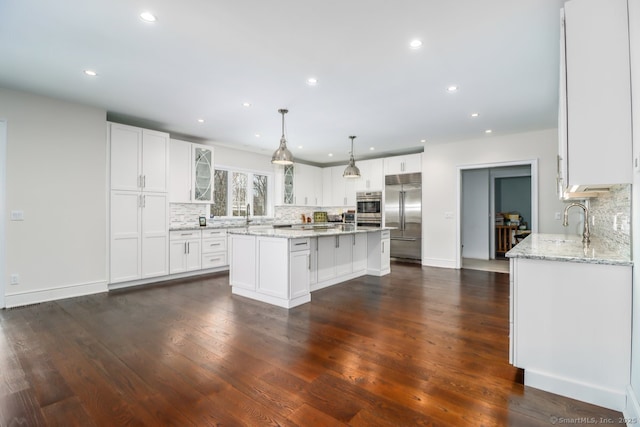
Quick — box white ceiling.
[0,0,564,165]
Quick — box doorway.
[456,160,538,271]
[0,120,6,309]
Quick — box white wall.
[422,128,566,268]
[461,169,490,259]
[0,88,107,307]
[211,144,274,173]
[627,0,640,421]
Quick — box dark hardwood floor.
[0,263,625,426]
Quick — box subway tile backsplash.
[588,184,631,257]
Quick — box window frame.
[210,165,274,219]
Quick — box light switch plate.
[10,210,24,221]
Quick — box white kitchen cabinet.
[317,235,337,283]
[169,139,214,203]
[559,0,632,191]
[294,163,322,206]
[384,153,422,175]
[230,235,311,308]
[201,228,228,269]
[335,234,353,277]
[352,233,367,273]
[109,123,169,284]
[321,165,356,207]
[169,230,201,274]
[367,229,391,276]
[274,163,323,206]
[354,158,384,192]
[510,257,631,411]
[110,123,169,193]
[229,234,256,290]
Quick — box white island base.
[229,228,390,309]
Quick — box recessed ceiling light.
[370,147,375,151]
[409,39,423,49]
[307,77,318,86]
[197,119,205,123]
[485,129,493,134]
[420,139,427,143]
[447,85,458,93]
[140,12,156,22]
[255,133,261,138]
[242,102,252,107]
[84,70,97,76]
[328,153,333,157]
[471,113,479,117]
[298,145,303,149]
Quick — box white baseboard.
[108,266,229,291]
[421,257,457,269]
[5,280,108,308]
[525,369,627,411]
[625,385,640,426]
[232,286,310,309]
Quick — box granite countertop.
[506,233,632,266]
[169,221,300,231]
[227,225,390,239]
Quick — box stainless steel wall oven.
[356,191,382,227]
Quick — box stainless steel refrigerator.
[385,173,422,260]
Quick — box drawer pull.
[210,243,221,246]
[210,257,221,261]
[294,242,307,246]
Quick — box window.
[210,167,271,218]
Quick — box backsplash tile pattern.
[274,205,354,222]
[169,203,209,228]
[588,184,631,256]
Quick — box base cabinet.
[510,257,631,411]
[169,230,201,274]
[367,229,391,276]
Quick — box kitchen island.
[506,234,632,411]
[228,226,391,308]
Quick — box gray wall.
[495,176,532,227]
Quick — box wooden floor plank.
[0,264,627,426]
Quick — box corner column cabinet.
[109,123,169,284]
[169,139,214,203]
[384,153,422,175]
[558,0,632,192]
[169,230,201,274]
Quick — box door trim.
[456,159,538,269]
[0,120,7,308]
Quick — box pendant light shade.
[271,108,294,165]
[343,135,361,178]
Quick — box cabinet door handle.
[138,175,142,189]
[187,242,190,254]
[382,241,385,253]
[308,254,311,270]
[142,175,146,188]
[142,195,146,208]
[184,242,187,254]
[353,235,356,246]
[335,236,339,248]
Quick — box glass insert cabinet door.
[284,164,294,205]
[192,145,214,203]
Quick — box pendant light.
[271,108,294,165]
[343,135,361,178]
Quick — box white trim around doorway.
[455,159,539,270]
[0,120,6,309]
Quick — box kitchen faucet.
[562,202,590,243]
[246,203,251,225]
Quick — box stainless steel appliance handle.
[400,191,406,231]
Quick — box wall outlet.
[554,212,562,220]
[10,210,24,221]
[10,274,19,285]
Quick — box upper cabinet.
[354,158,384,192]
[110,123,169,193]
[169,139,214,203]
[274,163,323,206]
[559,0,632,192]
[322,165,356,207]
[383,153,422,175]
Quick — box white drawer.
[290,238,310,252]
[202,253,228,268]
[202,237,227,254]
[170,230,201,240]
[202,228,227,238]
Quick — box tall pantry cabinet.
[109,123,170,284]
